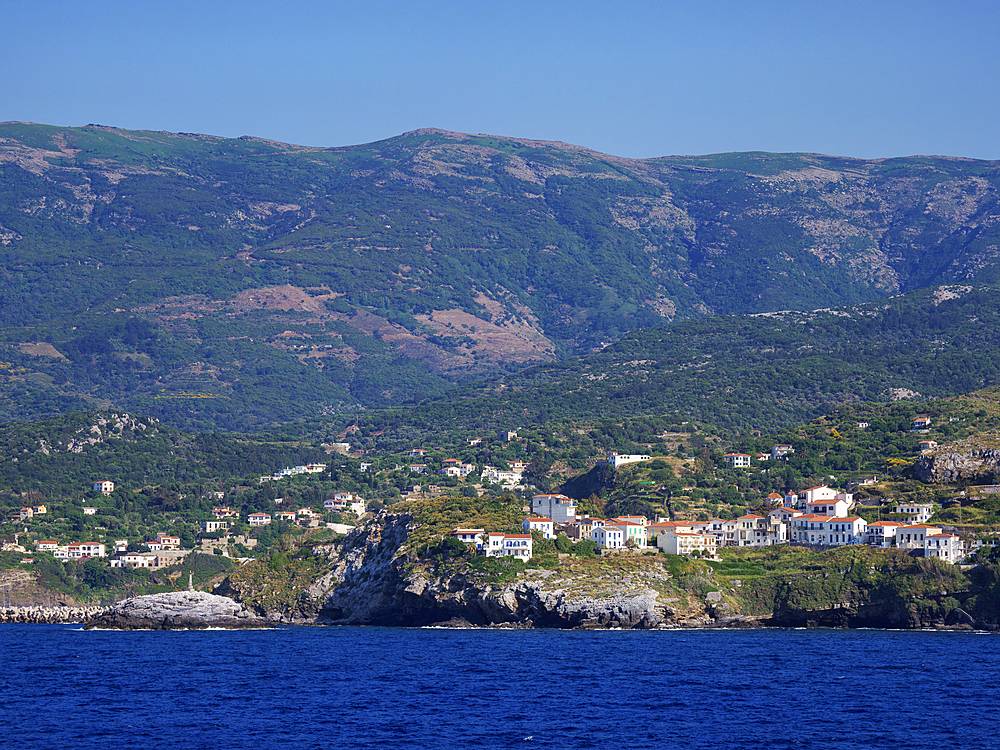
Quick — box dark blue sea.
[1,625,996,749]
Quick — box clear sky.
[5,0,999,159]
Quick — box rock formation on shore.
[84,590,273,630]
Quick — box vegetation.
[3,124,1000,430]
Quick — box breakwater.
[0,605,111,624]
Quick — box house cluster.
[324,492,367,516]
[34,539,107,560]
[258,463,326,483]
[453,487,966,564]
[33,533,192,569]
[7,504,46,524]
[724,444,795,468]
[245,494,367,529]
[481,461,527,487]
[451,528,534,559]
[439,458,475,477]
[675,487,964,562]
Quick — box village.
[2,417,993,574]
[454,483,972,565]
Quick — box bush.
[572,539,597,557]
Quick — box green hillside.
[353,284,1000,436]
[2,123,1000,429]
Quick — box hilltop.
[2,123,1000,429]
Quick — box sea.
[2,624,996,750]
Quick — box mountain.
[2,122,1000,428]
[345,284,1000,438]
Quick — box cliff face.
[215,513,1000,631]
[220,513,722,629]
[914,447,1000,483]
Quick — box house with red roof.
[522,517,555,539]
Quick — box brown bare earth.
[19,342,66,359]
[134,284,555,378]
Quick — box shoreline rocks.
[1,605,111,624]
[84,591,274,630]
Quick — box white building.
[154,534,180,549]
[111,552,157,568]
[592,525,624,550]
[452,528,486,549]
[532,494,577,524]
[67,542,106,558]
[723,453,751,468]
[93,480,115,495]
[606,453,652,469]
[805,497,851,518]
[606,520,647,547]
[248,513,272,527]
[771,444,795,460]
[896,524,942,550]
[925,533,962,563]
[789,515,867,546]
[894,503,934,524]
[484,532,533,559]
[658,531,717,557]
[522,517,555,539]
[866,521,906,547]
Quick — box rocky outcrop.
[84,591,273,630]
[217,512,1000,631]
[914,446,1000,483]
[221,513,717,629]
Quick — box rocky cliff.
[216,512,1000,631]
[218,513,728,629]
[914,443,1000,483]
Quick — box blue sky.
[5,0,999,159]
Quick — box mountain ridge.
[2,122,1000,428]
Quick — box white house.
[532,494,577,524]
[522,517,555,539]
[771,444,794,460]
[723,453,751,468]
[248,513,272,527]
[606,453,652,469]
[452,528,486,549]
[894,503,934,524]
[67,542,106,558]
[484,532,533,559]
[896,524,942,550]
[865,520,906,547]
[202,520,230,533]
[659,531,717,557]
[592,525,624,550]
[155,534,180,550]
[93,480,115,495]
[606,520,647,548]
[789,515,866,546]
[925,533,962,563]
[805,497,851,518]
[325,495,367,515]
[112,552,157,568]
[82,507,98,516]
